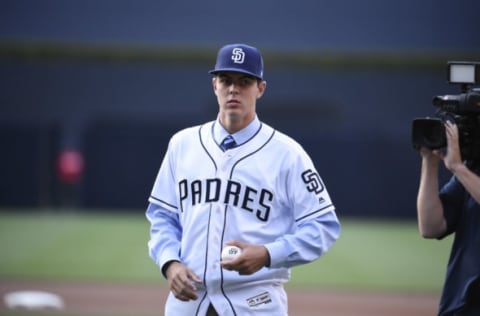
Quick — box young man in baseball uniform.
[146,43,341,316]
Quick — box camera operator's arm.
[417,147,447,238]
[442,121,480,204]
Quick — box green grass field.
[0,210,452,293]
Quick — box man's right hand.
[165,261,203,301]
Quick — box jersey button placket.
[218,153,234,174]
[205,210,223,294]
[206,160,230,295]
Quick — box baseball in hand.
[221,245,242,261]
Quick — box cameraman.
[417,120,480,316]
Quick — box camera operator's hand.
[439,121,463,173]
[419,145,441,171]
[439,121,480,205]
[419,146,439,161]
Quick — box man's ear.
[257,81,267,98]
[212,77,218,94]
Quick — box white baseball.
[221,245,242,261]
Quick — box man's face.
[213,72,266,130]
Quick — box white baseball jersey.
[147,119,339,315]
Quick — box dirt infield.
[0,279,439,315]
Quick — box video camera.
[412,61,480,162]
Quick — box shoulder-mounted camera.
[412,61,480,162]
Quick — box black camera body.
[412,61,480,162]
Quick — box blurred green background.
[0,210,451,293]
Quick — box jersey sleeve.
[288,147,335,223]
[266,142,340,268]
[146,202,182,275]
[265,210,340,268]
[146,134,184,274]
[148,138,180,213]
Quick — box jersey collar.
[214,115,261,146]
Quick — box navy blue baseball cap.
[209,44,264,80]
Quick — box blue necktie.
[220,135,237,151]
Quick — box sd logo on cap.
[209,44,264,80]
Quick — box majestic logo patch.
[231,48,245,64]
[246,291,272,308]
